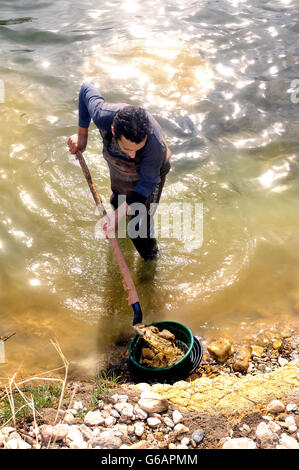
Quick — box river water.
[0,0,298,379]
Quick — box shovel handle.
[75,151,142,323]
[75,151,107,216]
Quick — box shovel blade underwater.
[132,302,143,325]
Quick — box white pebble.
[279,433,299,449]
[277,421,289,429]
[150,412,161,419]
[266,400,285,414]
[105,416,116,427]
[53,424,70,440]
[278,358,288,367]
[111,409,120,418]
[93,428,101,437]
[134,406,148,420]
[240,424,251,436]
[147,433,154,443]
[172,410,183,425]
[180,437,190,446]
[73,401,83,410]
[78,424,93,440]
[222,438,257,449]
[288,425,297,433]
[66,427,87,449]
[163,417,174,428]
[285,416,296,426]
[1,427,15,436]
[134,383,151,393]
[268,421,281,433]
[147,417,161,428]
[117,395,129,403]
[127,425,135,435]
[84,410,105,426]
[134,422,145,437]
[103,404,112,412]
[64,412,75,425]
[138,391,169,413]
[286,403,297,412]
[177,444,189,449]
[5,439,31,449]
[114,402,134,418]
[110,394,119,404]
[262,416,273,421]
[173,423,189,434]
[256,422,271,441]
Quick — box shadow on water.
[0,18,35,25]
[94,235,134,366]
[135,256,157,285]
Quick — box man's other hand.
[100,202,130,238]
[67,127,88,155]
[67,134,87,154]
[100,211,117,238]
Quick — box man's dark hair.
[113,106,152,143]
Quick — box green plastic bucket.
[128,321,197,383]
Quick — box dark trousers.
[110,173,167,260]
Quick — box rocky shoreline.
[0,323,298,450]
[0,387,298,450]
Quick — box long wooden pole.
[75,151,143,325]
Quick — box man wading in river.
[68,82,171,260]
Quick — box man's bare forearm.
[78,126,88,136]
[77,126,88,151]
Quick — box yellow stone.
[264,330,276,340]
[280,327,292,338]
[273,340,282,350]
[207,338,233,362]
[250,345,264,357]
[154,432,164,441]
[232,346,251,372]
